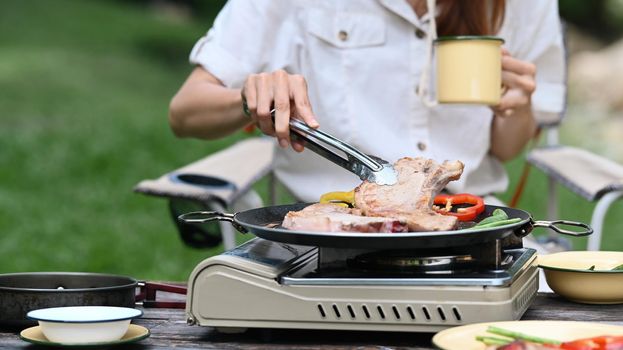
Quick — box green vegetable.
[585,264,623,271]
[473,218,522,229]
[465,208,521,231]
[474,209,508,227]
[486,326,562,345]
[475,335,512,346]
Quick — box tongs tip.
[286,114,398,186]
[366,165,398,186]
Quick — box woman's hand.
[489,49,538,162]
[241,69,319,152]
[492,48,537,117]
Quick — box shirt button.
[417,142,427,151]
[338,30,349,41]
[415,28,426,39]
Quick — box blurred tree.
[116,0,227,23]
[559,0,623,42]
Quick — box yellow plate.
[433,320,623,350]
[538,251,623,304]
[20,324,150,347]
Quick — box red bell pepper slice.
[561,335,623,350]
[433,193,485,222]
[601,335,623,350]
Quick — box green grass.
[0,0,237,280]
[0,0,621,282]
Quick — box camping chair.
[522,18,623,251]
[134,137,275,250]
[527,127,623,251]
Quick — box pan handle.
[178,211,248,233]
[532,220,593,237]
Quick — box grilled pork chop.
[354,157,464,231]
[283,203,408,233]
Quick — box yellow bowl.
[538,251,623,304]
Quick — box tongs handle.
[267,110,396,184]
[286,116,383,174]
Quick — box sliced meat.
[488,340,558,350]
[282,203,408,233]
[354,157,464,232]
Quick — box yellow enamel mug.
[434,36,504,105]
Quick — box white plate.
[432,320,623,350]
[27,306,142,323]
[20,324,150,347]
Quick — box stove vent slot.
[452,306,462,321]
[362,305,371,319]
[347,304,356,318]
[317,304,326,318]
[437,306,447,321]
[422,306,432,320]
[406,306,416,320]
[318,303,466,322]
[332,304,341,318]
[392,306,401,320]
[514,277,537,314]
[376,305,386,319]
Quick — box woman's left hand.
[492,48,537,117]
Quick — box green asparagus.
[474,209,508,227]
[612,264,623,271]
[473,218,522,229]
[485,326,562,345]
[475,335,513,346]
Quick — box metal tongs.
[272,110,398,185]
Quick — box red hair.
[436,0,506,36]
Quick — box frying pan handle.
[177,211,248,233]
[532,220,593,237]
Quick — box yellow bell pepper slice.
[319,190,355,207]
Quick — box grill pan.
[179,204,592,249]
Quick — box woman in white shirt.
[169,0,565,203]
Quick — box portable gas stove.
[186,236,538,333]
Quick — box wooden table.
[2,293,622,349]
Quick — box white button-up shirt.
[189,0,565,202]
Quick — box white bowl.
[27,306,143,344]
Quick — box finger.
[491,105,515,118]
[243,75,258,121]
[290,134,306,152]
[502,71,536,94]
[490,104,504,116]
[289,74,319,128]
[491,103,513,117]
[496,89,530,111]
[273,70,291,148]
[502,55,536,76]
[501,47,510,56]
[256,73,275,136]
[292,140,305,152]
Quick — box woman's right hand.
[241,69,319,152]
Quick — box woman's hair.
[436,0,506,36]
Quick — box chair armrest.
[134,138,274,206]
[527,146,623,201]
